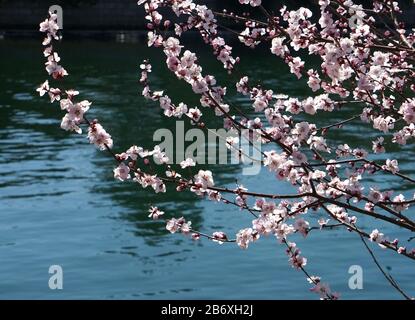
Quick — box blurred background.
[0,0,414,299]
[0,0,414,39]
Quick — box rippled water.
[0,39,414,299]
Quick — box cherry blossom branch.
[37,0,415,299]
[320,204,415,260]
[317,115,361,131]
[282,239,339,300]
[359,234,412,300]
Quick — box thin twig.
[359,234,412,300]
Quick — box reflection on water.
[0,39,414,299]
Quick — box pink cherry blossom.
[48,88,61,103]
[191,170,214,194]
[239,0,261,7]
[236,228,259,249]
[212,231,228,244]
[186,107,202,123]
[191,233,201,241]
[294,218,310,237]
[166,217,185,234]
[87,122,113,150]
[180,158,196,168]
[369,229,387,248]
[148,206,165,220]
[180,221,192,234]
[372,137,385,154]
[113,163,131,181]
[382,159,399,174]
[36,80,49,97]
[310,282,336,300]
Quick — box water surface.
[0,39,414,299]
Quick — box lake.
[0,38,414,299]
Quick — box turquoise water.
[0,39,414,299]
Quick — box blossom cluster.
[38,13,113,150]
[134,0,415,299]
